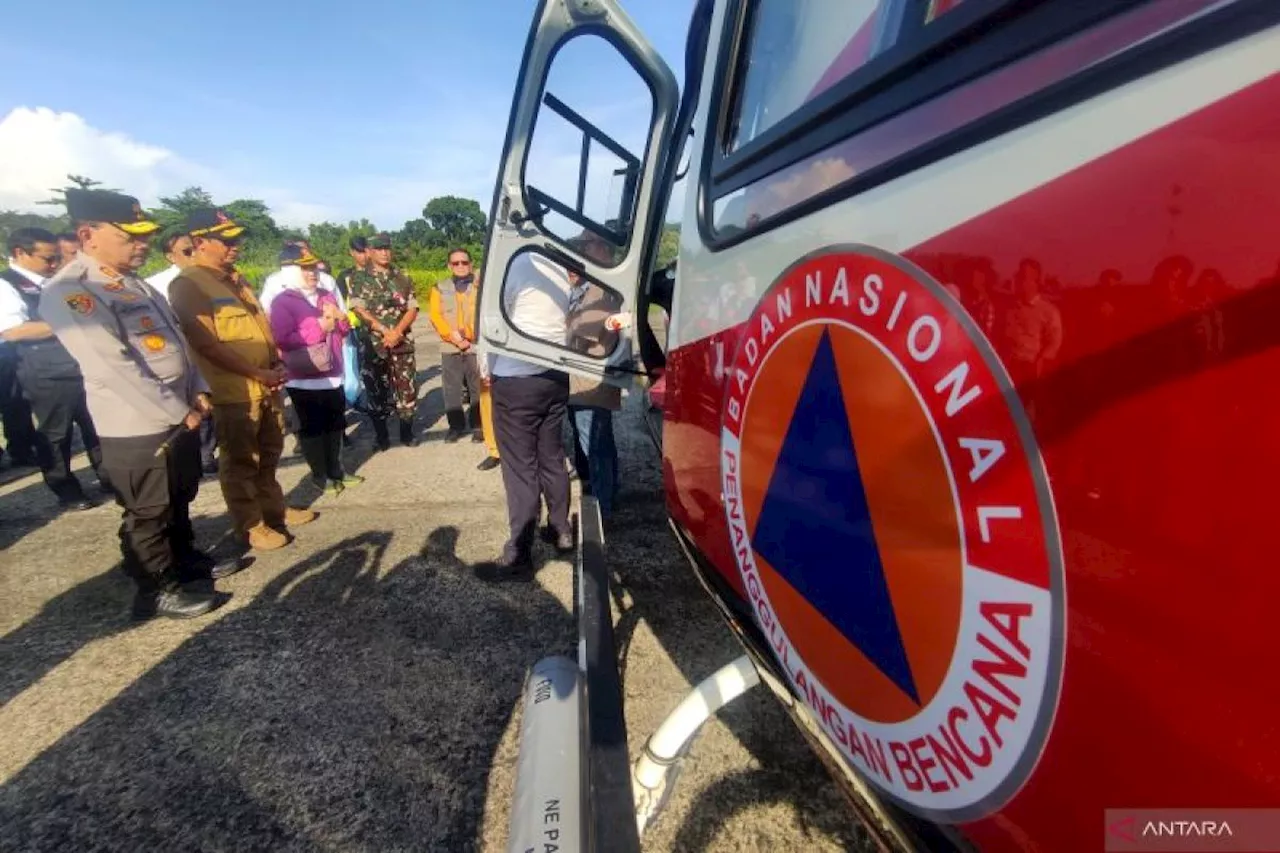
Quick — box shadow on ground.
[603,393,871,851]
[0,526,574,852]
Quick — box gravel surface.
[0,338,870,852]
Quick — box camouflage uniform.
[347,264,419,444]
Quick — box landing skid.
[504,496,762,852]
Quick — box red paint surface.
[662,64,1280,853]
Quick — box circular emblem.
[142,333,167,352]
[139,316,156,331]
[64,294,95,315]
[719,246,1065,822]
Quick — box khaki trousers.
[214,395,287,534]
[480,385,499,459]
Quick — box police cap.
[279,243,320,266]
[187,208,246,240]
[65,189,160,235]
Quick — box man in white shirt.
[144,229,197,303]
[480,250,577,579]
[0,227,106,508]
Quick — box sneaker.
[248,523,290,551]
[133,587,221,621]
[340,474,365,487]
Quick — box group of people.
[0,185,631,615]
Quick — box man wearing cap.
[347,233,420,448]
[1,226,107,509]
[169,209,316,552]
[40,189,238,620]
[146,229,217,475]
[335,236,369,302]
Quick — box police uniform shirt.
[39,254,208,438]
[0,265,44,333]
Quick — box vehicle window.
[523,33,653,266]
[726,0,907,153]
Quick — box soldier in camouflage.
[347,233,420,448]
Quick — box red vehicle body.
[482,1,1280,850]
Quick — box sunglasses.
[449,260,472,266]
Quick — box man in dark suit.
[0,227,104,507]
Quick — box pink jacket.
[269,287,351,381]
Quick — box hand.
[194,393,213,416]
[383,329,403,349]
[457,338,472,352]
[322,303,341,320]
[258,366,287,388]
[183,409,203,430]
[319,316,337,333]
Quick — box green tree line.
[1,175,681,298]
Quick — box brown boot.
[282,507,316,527]
[247,523,289,551]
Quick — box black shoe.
[133,588,222,621]
[477,456,501,472]
[59,498,97,512]
[400,419,419,447]
[475,552,534,582]
[372,419,391,452]
[445,430,465,444]
[181,550,251,581]
[471,430,485,443]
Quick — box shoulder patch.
[65,293,95,315]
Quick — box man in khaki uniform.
[169,209,315,551]
[41,189,243,620]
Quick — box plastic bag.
[342,335,363,407]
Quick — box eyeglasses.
[449,260,472,266]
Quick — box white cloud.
[0,106,335,227]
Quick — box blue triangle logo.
[752,330,920,704]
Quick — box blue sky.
[0,0,695,229]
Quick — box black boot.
[372,418,390,452]
[297,434,328,486]
[445,409,466,443]
[400,417,419,447]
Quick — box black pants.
[0,352,36,463]
[441,351,483,433]
[492,371,571,559]
[100,428,202,594]
[20,367,104,503]
[287,386,346,482]
[199,414,217,469]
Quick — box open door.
[478,0,679,389]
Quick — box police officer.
[0,226,106,508]
[41,189,241,620]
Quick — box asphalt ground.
[0,338,871,851]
